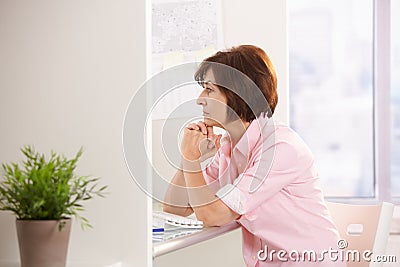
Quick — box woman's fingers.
[207,133,222,150]
[196,121,208,135]
[207,138,214,149]
[186,123,200,131]
[186,121,216,140]
[215,134,222,149]
[186,122,208,135]
[206,126,214,139]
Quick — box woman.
[164,45,345,266]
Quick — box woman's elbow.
[162,204,173,213]
[196,208,231,227]
[198,215,220,227]
[163,204,193,217]
[201,216,230,227]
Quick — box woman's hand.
[198,123,222,162]
[181,122,222,162]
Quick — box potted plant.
[0,146,107,267]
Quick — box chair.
[326,202,394,267]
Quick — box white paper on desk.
[163,229,201,241]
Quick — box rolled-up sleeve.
[216,183,247,214]
[215,141,307,215]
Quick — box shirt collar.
[219,113,271,158]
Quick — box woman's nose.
[196,91,206,106]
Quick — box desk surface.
[153,222,241,258]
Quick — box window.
[392,0,400,197]
[288,0,374,197]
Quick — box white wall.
[0,0,150,266]
[222,0,288,124]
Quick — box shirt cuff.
[216,183,247,215]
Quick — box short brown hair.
[194,45,278,122]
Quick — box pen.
[152,228,164,233]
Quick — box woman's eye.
[206,88,212,93]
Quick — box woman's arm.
[163,122,219,217]
[163,168,194,217]
[180,123,239,226]
[182,159,240,227]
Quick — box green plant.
[0,146,107,229]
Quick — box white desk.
[1,223,241,265]
[0,261,124,267]
[153,221,241,258]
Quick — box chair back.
[326,202,394,267]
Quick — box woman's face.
[196,69,228,129]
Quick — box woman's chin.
[203,118,223,128]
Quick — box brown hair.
[194,45,278,122]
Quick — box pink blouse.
[202,114,346,267]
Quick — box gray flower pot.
[16,219,72,267]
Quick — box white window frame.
[374,0,392,203]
